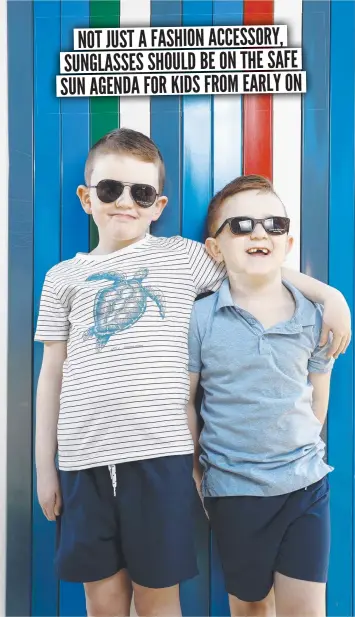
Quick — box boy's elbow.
[311,396,329,426]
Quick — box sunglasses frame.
[88,179,160,208]
[214,216,290,238]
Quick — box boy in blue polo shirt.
[188,175,336,617]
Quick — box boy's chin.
[110,227,149,242]
[244,263,281,277]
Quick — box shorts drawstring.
[108,464,117,496]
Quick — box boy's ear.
[151,195,168,222]
[77,185,92,215]
[205,237,224,263]
[285,234,294,257]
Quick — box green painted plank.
[89,0,120,249]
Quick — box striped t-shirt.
[35,234,225,471]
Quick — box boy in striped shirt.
[35,128,350,617]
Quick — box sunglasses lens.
[96,180,124,203]
[131,184,157,208]
[266,217,289,234]
[230,218,253,235]
[228,217,289,236]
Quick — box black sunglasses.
[88,179,160,208]
[214,216,290,238]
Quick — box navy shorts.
[56,454,198,588]
[205,476,330,602]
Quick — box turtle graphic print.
[83,268,166,351]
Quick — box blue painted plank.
[61,113,90,262]
[6,1,34,614]
[180,3,213,616]
[59,582,86,617]
[301,1,330,284]
[327,1,355,615]
[58,2,90,616]
[301,2,333,614]
[60,2,90,263]
[151,1,182,238]
[33,1,62,615]
[212,0,243,195]
[209,3,243,613]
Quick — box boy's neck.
[91,233,147,256]
[227,269,295,329]
[228,269,283,303]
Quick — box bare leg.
[229,587,276,617]
[84,569,132,617]
[274,571,326,617]
[133,582,182,617]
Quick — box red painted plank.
[243,0,273,180]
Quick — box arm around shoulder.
[308,315,335,425]
[308,371,332,425]
[282,267,351,358]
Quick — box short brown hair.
[85,128,166,192]
[207,174,284,236]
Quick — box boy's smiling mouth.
[246,247,271,256]
[111,212,138,220]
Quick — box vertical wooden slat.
[273,0,302,271]
[0,0,8,612]
[180,2,213,615]
[327,2,355,615]
[32,1,61,614]
[89,0,120,250]
[7,1,34,614]
[119,0,151,136]
[243,0,273,179]
[151,1,182,239]
[210,1,243,614]
[58,2,90,613]
[301,0,330,283]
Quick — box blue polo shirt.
[188,279,334,498]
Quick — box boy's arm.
[187,372,203,495]
[308,372,332,425]
[282,267,351,358]
[308,312,335,424]
[184,238,226,295]
[36,341,66,521]
[187,301,205,498]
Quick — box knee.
[134,586,159,617]
[133,583,180,617]
[229,593,275,617]
[85,584,131,617]
[242,600,273,617]
[86,595,112,617]
[248,599,274,617]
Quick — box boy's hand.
[37,467,62,521]
[193,470,203,502]
[193,466,209,519]
[320,291,352,358]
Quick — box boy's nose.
[251,222,267,239]
[115,185,135,207]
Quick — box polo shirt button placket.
[259,335,263,354]
[259,334,270,354]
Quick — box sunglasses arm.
[214,219,230,238]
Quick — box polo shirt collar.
[215,277,317,332]
[216,278,234,311]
